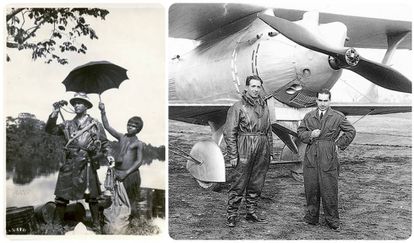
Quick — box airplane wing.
[169,3,265,40]
[169,103,411,125]
[273,8,412,49]
[331,103,412,116]
[169,103,410,156]
[169,105,231,126]
[169,4,412,50]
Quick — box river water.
[6,159,165,207]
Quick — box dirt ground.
[168,113,412,240]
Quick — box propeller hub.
[344,48,360,66]
[328,56,341,70]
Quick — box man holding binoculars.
[45,92,109,234]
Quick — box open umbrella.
[62,60,129,101]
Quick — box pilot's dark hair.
[128,116,143,133]
[245,75,263,86]
[317,88,331,100]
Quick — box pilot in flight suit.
[297,89,356,230]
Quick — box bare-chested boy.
[99,102,143,217]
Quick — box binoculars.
[53,100,68,109]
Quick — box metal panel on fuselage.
[169,19,299,104]
[169,18,343,105]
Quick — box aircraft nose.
[254,39,298,91]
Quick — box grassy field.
[168,113,412,240]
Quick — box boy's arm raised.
[99,102,122,140]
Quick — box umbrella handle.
[99,94,102,103]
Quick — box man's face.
[73,100,88,114]
[127,123,139,135]
[247,79,262,98]
[316,93,331,111]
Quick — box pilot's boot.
[227,191,243,227]
[245,192,258,214]
[245,146,270,223]
[89,202,102,234]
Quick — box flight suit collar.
[242,90,265,107]
[311,107,333,119]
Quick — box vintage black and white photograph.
[5,4,166,236]
[168,1,412,240]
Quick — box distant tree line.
[108,141,165,165]
[6,113,165,185]
[142,144,166,164]
[6,114,65,185]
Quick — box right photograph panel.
[168,2,412,240]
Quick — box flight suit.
[297,107,356,227]
[223,92,272,218]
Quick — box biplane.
[168,3,412,188]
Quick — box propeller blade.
[349,57,412,93]
[257,13,346,57]
[258,13,412,93]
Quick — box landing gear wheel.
[195,179,223,192]
[196,179,213,189]
[186,140,226,189]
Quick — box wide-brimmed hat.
[70,92,93,109]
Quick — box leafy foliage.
[6,8,109,65]
[6,114,65,185]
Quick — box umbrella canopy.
[62,61,129,95]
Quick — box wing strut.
[169,145,203,165]
[352,109,376,125]
[207,121,224,145]
[383,31,410,65]
[271,123,298,154]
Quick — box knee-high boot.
[53,202,66,226]
[89,202,102,233]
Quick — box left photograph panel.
[5,5,166,236]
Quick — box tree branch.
[20,10,28,29]
[20,18,47,44]
[7,42,18,48]
[6,8,25,22]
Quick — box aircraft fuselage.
[169,17,345,107]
